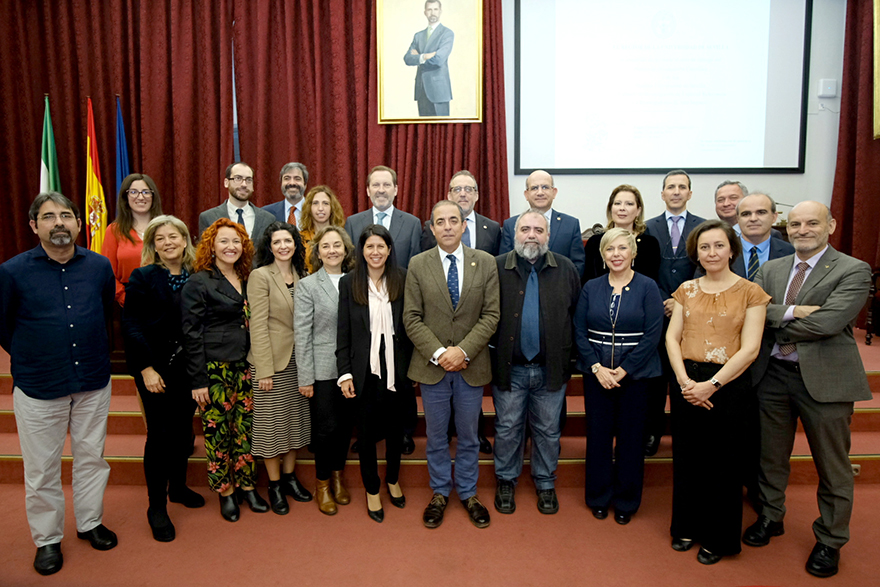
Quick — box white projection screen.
[515,0,812,174]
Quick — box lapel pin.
[471,262,476,266]
[556,216,561,221]
[625,286,630,291]
[825,265,829,269]
[482,225,487,229]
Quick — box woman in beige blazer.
[247,222,312,515]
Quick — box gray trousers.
[13,383,112,547]
[756,361,855,549]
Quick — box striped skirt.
[250,351,311,458]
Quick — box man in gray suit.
[263,162,308,225]
[403,0,454,116]
[198,162,276,245]
[344,165,422,268]
[745,201,872,578]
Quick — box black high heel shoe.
[219,494,240,522]
[366,492,384,523]
[237,488,270,513]
[387,483,406,509]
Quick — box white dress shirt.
[227,200,255,237]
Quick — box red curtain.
[831,0,880,268]
[231,0,509,224]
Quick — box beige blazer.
[246,265,296,380]
[403,246,500,387]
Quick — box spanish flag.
[85,97,107,253]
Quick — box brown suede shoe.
[331,470,351,505]
[315,479,338,516]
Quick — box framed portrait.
[377,0,483,124]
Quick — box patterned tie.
[376,212,388,228]
[462,221,471,248]
[779,261,810,355]
[236,208,245,226]
[520,266,540,361]
[747,246,760,281]
[426,26,433,42]
[670,216,682,252]
[446,254,459,308]
[287,205,296,226]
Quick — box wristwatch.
[591,363,601,374]
[710,377,722,389]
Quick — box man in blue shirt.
[0,192,118,576]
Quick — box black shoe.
[238,488,270,513]
[743,515,784,547]
[219,494,240,522]
[76,524,118,551]
[644,435,661,456]
[34,544,62,576]
[591,507,609,520]
[387,484,406,509]
[281,472,313,502]
[479,434,493,455]
[697,547,723,565]
[462,495,491,528]
[367,492,384,523]
[614,510,632,525]
[268,481,290,515]
[168,486,205,508]
[806,542,840,578]
[423,493,448,528]
[147,508,175,542]
[671,537,695,552]
[401,432,415,456]
[536,488,559,515]
[494,479,516,514]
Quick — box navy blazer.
[644,212,706,299]
[574,272,664,380]
[262,200,287,223]
[500,209,585,276]
[420,212,501,255]
[732,237,795,279]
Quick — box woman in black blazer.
[336,225,413,523]
[181,218,268,522]
[123,215,205,541]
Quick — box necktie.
[670,216,682,252]
[462,221,471,248]
[376,212,387,228]
[287,205,296,226]
[236,208,245,226]
[426,27,432,42]
[747,246,759,281]
[446,254,459,308]
[779,261,810,356]
[520,266,540,361]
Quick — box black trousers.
[670,360,746,556]
[136,366,197,509]
[310,379,356,480]
[356,374,409,495]
[645,319,671,440]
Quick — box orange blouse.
[101,223,143,306]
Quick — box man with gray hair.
[491,209,580,515]
[264,162,309,225]
[0,192,118,576]
[714,180,749,226]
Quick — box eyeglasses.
[39,212,76,222]
[127,189,153,198]
[229,176,254,185]
[528,184,553,193]
[450,186,477,194]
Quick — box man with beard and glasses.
[490,209,580,515]
[199,161,275,244]
[264,162,309,225]
[0,192,118,576]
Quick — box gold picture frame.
[377,0,483,124]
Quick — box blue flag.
[115,96,131,193]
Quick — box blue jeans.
[492,364,566,490]
[421,372,484,500]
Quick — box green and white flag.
[40,96,61,192]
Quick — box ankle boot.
[330,470,351,505]
[281,472,313,502]
[315,479,338,516]
[268,481,290,515]
[237,488,270,513]
[219,493,240,522]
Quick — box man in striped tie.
[735,192,794,281]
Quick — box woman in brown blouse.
[665,220,770,565]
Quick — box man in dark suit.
[734,192,794,280]
[344,165,422,269]
[745,201,872,578]
[403,0,454,116]
[714,180,748,227]
[404,200,500,529]
[198,162,276,244]
[500,170,585,276]
[420,170,501,255]
[642,169,705,456]
[263,162,308,225]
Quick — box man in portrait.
[403,0,454,116]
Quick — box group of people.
[0,164,870,580]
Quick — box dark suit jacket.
[344,208,422,268]
[753,246,872,403]
[500,209,585,276]
[696,237,795,279]
[402,23,454,104]
[420,212,501,255]
[262,200,288,223]
[644,212,706,299]
[403,246,500,387]
[198,201,276,244]
[336,271,412,397]
[180,268,249,389]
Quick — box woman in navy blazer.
[575,228,664,524]
[336,225,413,523]
[123,215,205,541]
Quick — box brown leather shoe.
[331,470,351,505]
[315,479,338,516]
